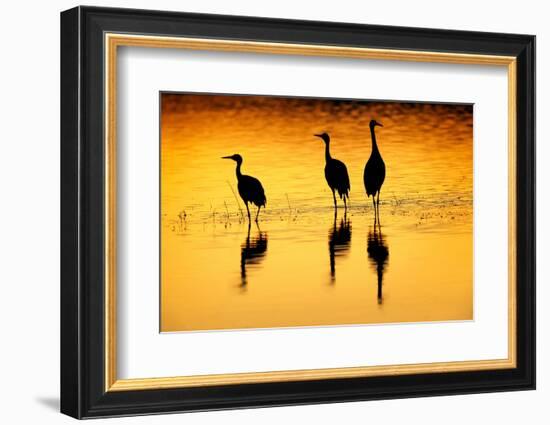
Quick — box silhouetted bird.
[363,120,386,222]
[222,154,266,222]
[315,133,351,212]
[240,223,268,287]
[328,217,352,283]
[367,224,389,304]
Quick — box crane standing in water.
[222,154,266,223]
[315,133,351,213]
[363,120,386,222]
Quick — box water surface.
[160,94,473,332]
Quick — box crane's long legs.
[343,196,347,214]
[245,202,251,223]
[255,205,261,223]
[332,189,337,212]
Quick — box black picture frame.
[61,5,535,419]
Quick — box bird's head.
[314,132,330,144]
[221,154,243,164]
[369,120,383,128]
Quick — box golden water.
[160,94,473,332]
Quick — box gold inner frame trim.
[104,33,518,392]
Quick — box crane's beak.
[375,121,383,127]
[221,155,233,159]
[314,134,322,138]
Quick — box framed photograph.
[60,6,535,419]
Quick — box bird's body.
[222,154,266,222]
[325,159,350,201]
[315,133,350,211]
[363,120,386,221]
[363,149,386,197]
[237,174,266,209]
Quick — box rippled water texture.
[160,93,473,332]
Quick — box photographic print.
[160,93,473,332]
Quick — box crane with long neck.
[222,154,266,223]
[363,120,386,222]
[314,132,351,214]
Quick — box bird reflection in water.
[367,222,389,303]
[240,223,268,289]
[328,215,352,283]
